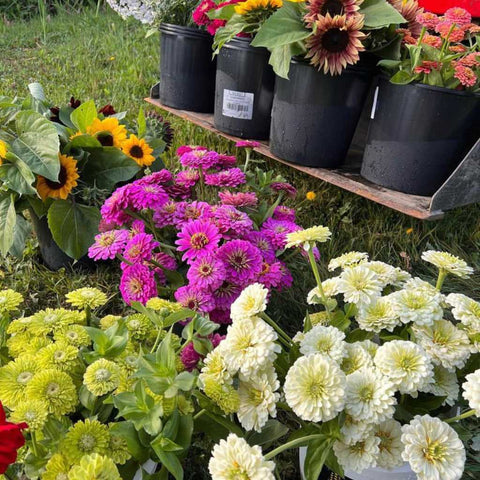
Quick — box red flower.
[413,60,442,74]
[0,403,27,474]
[99,104,117,116]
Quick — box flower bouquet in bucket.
[198,226,479,479]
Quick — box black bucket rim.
[223,36,269,55]
[160,22,210,39]
[289,56,375,76]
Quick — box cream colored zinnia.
[284,353,345,422]
[463,369,480,414]
[337,265,383,306]
[356,296,400,333]
[230,283,269,322]
[333,435,380,473]
[401,415,465,480]
[389,289,443,326]
[340,342,373,375]
[421,250,473,278]
[209,433,275,480]
[285,225,331,248]
[421,365,459,407]
[373,419,404,470]
[374,340,434,395]
[328,251,369,271]
[446,293,480,331]
[299,324,346,362]
[307,278,339,304]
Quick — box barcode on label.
[222,89,254,120]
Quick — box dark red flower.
[0,403,27,474]
[99,104,117,116]
[68,96,81,109]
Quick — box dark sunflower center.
[45,166,67,190]
[129,145,144,158]
[321,0,344,16]
[322,28,350,53]
[98,133,114,146]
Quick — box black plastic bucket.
[214,37,275,139]
[270,58,375,168]
[159,23,216,113]
[361,77,480,196]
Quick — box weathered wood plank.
[145,98,443,220]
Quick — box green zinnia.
[66,288,107,310]
[54,324,91,348]
[108,426,131,465]
[125,313,154,342]
[0,289,23,314]
[30,308,78,336]
[63,420,110,464]
[10,399,49,431]
[67,453,120,480]
[43,453,71,480]
[7,332,51,358]
[0,355,39,409]
[37,342,80,373]
[83,359,120,397]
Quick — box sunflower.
[86,117,127,148]
[37,154,79,200]
[306,13,366,75]
[121,134,155,167]
[305,0,362,25]
[234,0,283,15]
[0,139,7,164]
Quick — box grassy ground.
[1,6,479,317]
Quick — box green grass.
[0,5,479,318]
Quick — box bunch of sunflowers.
[0,84,173,261]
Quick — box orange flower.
[36,154,79,200]
[121,135,155,167]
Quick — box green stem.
[435,269,448,291]
[445,409,476,424]
[30,430,40,457]
[243,148,252,173]
[198,168,206,201]
[265,434,325,461]
[307,248,332,322]
[259,312,292,348]
[193,409,206,421]
[84,305,92,327]
[344,303,355,319]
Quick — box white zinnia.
[374,340,434,395]
[285,225,331,248]
[337,265,383,306]
[209,433,275,480]
[412,319,474,371]
[237,367,280,432]
[199,349,232,386]
[446,293,480,331]
[328,251,369,271]
[401,415,465,480]
[345,367,396,424]
[230,283,268,322]
[219,316,280,377]
[421,250,473,278]
[405,277,445,304]
[307,279,339,304]
[299,325,346,362]
[389,289,443,326]
[421,365,459,407]
[284,354,345,422]
[463,369,480,414]
[356,296,400,333]
[357,339,379,358]
[340,343,373,375]
[373,419,404,470]
[364,261,398,287]
[333,435,380,473]
[340,415,375,445]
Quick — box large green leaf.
[0,152,36,195]
[0,194,16,256]
[47,200,101,259]
[213,16,245,55]
[11,110,60,181]
[81,147,140,190]
[360,0,406,29]
[70,100,97,133]
[304,436,333,480]
[252,3,310,49]
[9,214,31,258]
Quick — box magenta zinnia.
[218,239,263,284]
[120,264,157,305]
[218,191,258,208]
[174,285,215,313]
[123,233,159,264]
[176,219,221,263]
[306,13,366,75]
[180,149,219,170]
[88,230,128,261]
[187,254,226,290]
[205,168,246,188]
[129,183,169,211]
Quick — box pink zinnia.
[444,7,472,26]
[211,281,242,310]
[165,183,192,200]
[247,231,276,263]
[123,233,159,264]
[459,53,480,68]
[180,333,225,371]
[180,149,219,170]
[261,218,302,250]
[174,201,213,227]
[100,184,132,226]
[422,34,442,48]
[214,205,253,238]
[209,308,231,325]
[135,169,173,186]
[176,219,221,262]
[454,64,477,87]
[273,205,296,222]
[176,169,199,188]
[193,0,215,26]
[187,254,226,290]
[435,21,465,42]
[153,200,178,227]
[258,260,284,289]
[270,182,297,198]
[218,191,258,208]
[153,251,178,271]
[416,12,440,30]
[278,261,293,290]
[413,60,442,74]
[129,183,169,211]
[120,264,157,305]
[215,155,237,169]
[207,19,227,36]
[218,239,262,284]
[176,145,207,156]
[129,220,145,238]
[236,140,260,148]
[174,285,215,313]
[205,168,246,188]
[88,229,129,261]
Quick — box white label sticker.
[370,86,379,120]
[222,89,254,120]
